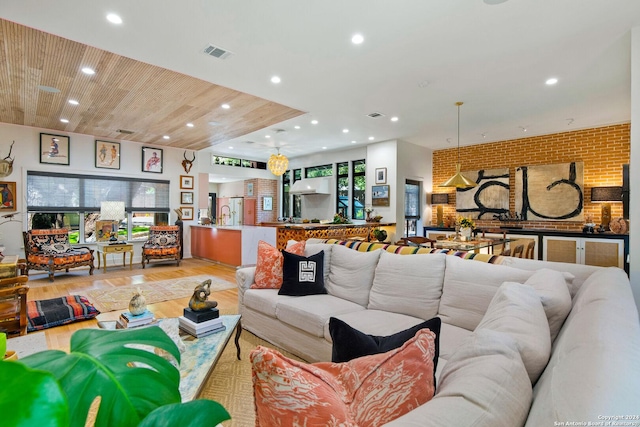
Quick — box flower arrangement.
[456,215,476,229]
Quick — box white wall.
[396,140,434,236]
[630,26,640,312]
[0,122,197,260]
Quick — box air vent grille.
[116,129,135,134]
[366,112,385,118]
[202,44,233,60]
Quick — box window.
[337,162,349,217]
[305,164,333,178]
[405,179,421,237]
[282,170,291,217]
[26,171,170,242]
[293,169,302,218]
[352,160,366,220]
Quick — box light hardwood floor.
[22,258,240,351]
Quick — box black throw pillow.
[329,317,441,384]
[278,250,327,296]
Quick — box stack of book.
[178,315,225,338]
[117,309,155,329]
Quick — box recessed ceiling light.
[271,76,281,84]
[519,126,527,132]
[228,146,233,149]
[38,85,60,93]
[294,125,300,129]
[351,140,357,144]
[221,103,230,109]
[368,136,374,141]
[484,0,509,4]
[351,34,364,44]
[265,135,271,138]
[81,67,95,75]
[60,119,69,123]
[186,123,194,127]
[106,13,122,24]
[163,135,170,140]
[545,77,558,85]
[391,116,399,122]
[322,147,327,150]
[68,99,79,105]
[311,120,318,125]
[342,129,349,133]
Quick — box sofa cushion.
[523,268,572,343]
[252,240,306,289]
[304,243,333,285]
[325,245,381,306]
[438,255,534,331]
[276,294,365,337]
[384,329,532,427]
[325,309,430,342]
[476,282,551,383]
[251,329,436,427]
[368,251,445,319]
[279,250,326,296]
[438,322,473,361]
[243,289,290,317]
[41,242,71,254]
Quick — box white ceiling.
[2,0,639,162]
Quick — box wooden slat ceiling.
[0,19,305,150]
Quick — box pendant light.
[439,102,477,188]
[267,148,288,176]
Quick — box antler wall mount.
[182,150,195,174]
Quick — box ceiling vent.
[202,44,233,60]
[366,112,385,118]
[116,129,135,134]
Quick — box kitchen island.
[191,225,276,267]
[261,222,396,250]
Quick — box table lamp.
[431,193,450,227]
[590,186,622,231]
[101,201,125,241]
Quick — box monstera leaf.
[3,327,230,427]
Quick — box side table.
[96,242,134,273]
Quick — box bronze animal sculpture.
[188,279,218,312]
[182,150,195,174]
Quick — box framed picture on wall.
[180,175,194,189]
[40,133,70,165]
[247,182,254,196]
[180,206,194,220]
[95,140,121,169]
[181,192,194,204]
[95,220,117,241]
[375,167,387,184]
[142,147,163,173]
[372,185,390,207]
[0,181,16,212]
[263,196,273,211]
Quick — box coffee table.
[99,314,242,401]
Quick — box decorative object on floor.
[0,140,15,177]
[371,184,390,206]
[39,133,70,165]
[515,161,584,222]
[0,327,230,427]
[128,287,147,315]
[86,274,235,312]
[267,148,288,176]
[456,168,509,219]
[439,102,477,189]
[250,329,436,427]
[188,279,219,312]
[590,186,623,230]
[27,295,99,332]
[182,150,195,174]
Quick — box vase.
[460,227,472,241]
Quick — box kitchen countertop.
[261,222,395,229]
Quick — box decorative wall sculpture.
[456,168,509,219]
[515,162,584,222]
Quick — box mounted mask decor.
[0,141,15,178]
[182,150,195,174]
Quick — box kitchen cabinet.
[542,235,625,268]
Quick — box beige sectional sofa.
[236,239,640,426]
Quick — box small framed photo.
[247,182,254,196]
[375,167,387,184]
[372,185,390,207]
[180,175,194,189]
[95,140,120,169]
[263,196,273,211]
[40,133,70,165]
[0,181,17,212]
[142,147,163,173]
[180,206,194,221]
[181,191,194,204]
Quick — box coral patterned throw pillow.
[252,240,306,289]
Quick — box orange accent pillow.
[251,329,436,427]
[252,240,306,289]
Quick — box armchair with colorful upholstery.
[141,225,181,268]
[22,229,95,282]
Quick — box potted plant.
[0,329,230,427]
[456,216,476,240]
[373,228,387,242]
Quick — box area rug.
[85,275,236,313]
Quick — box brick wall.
[251,178,278,223]
[432,123,630,231]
